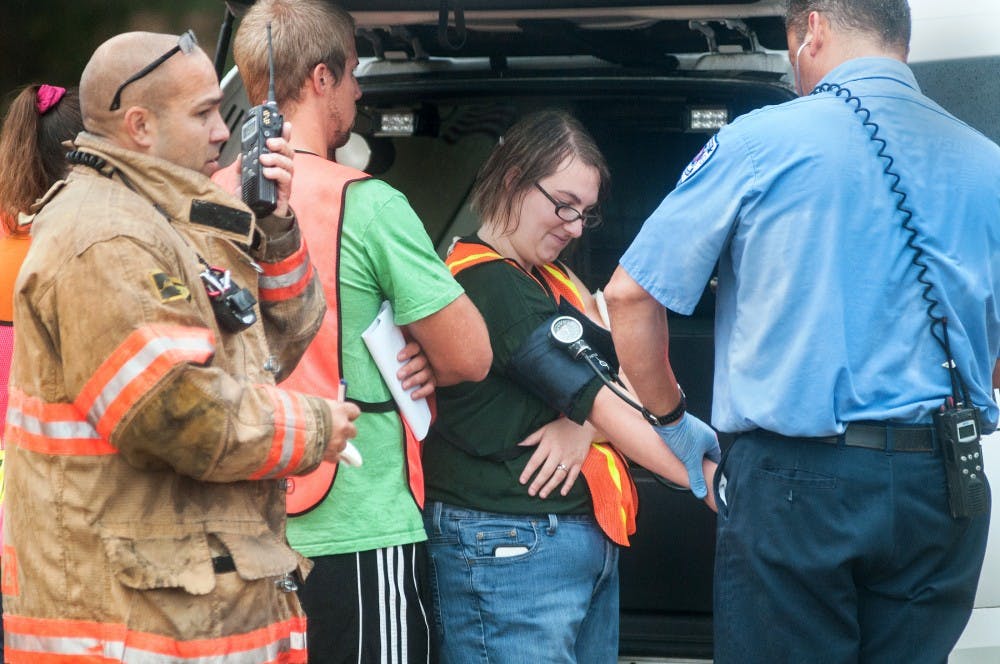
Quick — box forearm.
[113,367,331,482]
[589,388,688,485]
[589,389,718,508]
[605,267,682,414]
[408,295,492,385]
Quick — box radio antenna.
[267,22,276,103]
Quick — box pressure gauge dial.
[550,315,584,346]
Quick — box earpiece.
[793,36,814,96]
[796,36,813,60]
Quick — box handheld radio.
[240,22,284,217]
[936,403,987,518]
[933,321,987,519]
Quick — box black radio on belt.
[199,264,258,332]
[934,405,988,519]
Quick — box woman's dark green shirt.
[423,240,603,515]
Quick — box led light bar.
[687,107,729,131]
[374,111,417,136]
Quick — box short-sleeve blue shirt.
[620,57,1000,436]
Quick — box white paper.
[360,301,432,439]
[339,441,363,467]
[593,289,611,329]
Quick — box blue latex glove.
[652,414,721,499]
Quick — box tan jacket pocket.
[101,530,216,596]
[214,531,299,580]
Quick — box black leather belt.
[808,422,936,452]
[212,555,237,574]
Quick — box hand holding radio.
[250,122,294,217]
[240,22,293,218]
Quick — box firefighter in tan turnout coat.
[1,31,360,662]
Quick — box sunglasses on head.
[109,30,198,112]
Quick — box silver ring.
[556,463,569,472]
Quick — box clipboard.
[360,300,432,439]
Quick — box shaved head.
[80,32,194,136]
[77,30,230,175]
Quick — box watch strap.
[643,388,687,426]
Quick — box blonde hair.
[235,0,356,108]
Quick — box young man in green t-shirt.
[226,1,492,661]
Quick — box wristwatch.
[643,386,687,426]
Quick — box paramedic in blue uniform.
[604,1,1000,662]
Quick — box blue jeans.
[423,501,619,663]
[713,430,990,664]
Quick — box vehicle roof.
[223,0,790,58]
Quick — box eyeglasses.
[534,182,600,228]
[109,30,198,112]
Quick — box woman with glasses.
[421,109,716,663]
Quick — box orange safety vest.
[1,234,29,550]
[214,155,426,516]
[446,240,639,546]
[1,234,30,434]
[0,233,30,322]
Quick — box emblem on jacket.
[679,134,718,185]
[149,271,191,303]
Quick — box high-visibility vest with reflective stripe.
[215,156,426,514]
[445,240,639,546]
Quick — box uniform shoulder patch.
[678,135,719,185]
[149,271,191,303]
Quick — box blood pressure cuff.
[557,300,619,375]
[508,313,605,424]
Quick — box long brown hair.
[0,84,82,235]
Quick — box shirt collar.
[818,57,921,94]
